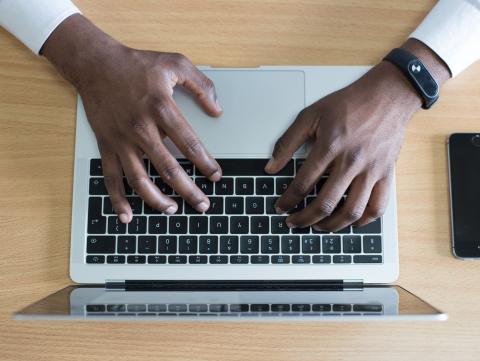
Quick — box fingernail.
[119,213,129,224]
[312,225,323,232]
[197,201,209,213]
[286,220,295,229]
[165,205,177,215]
[215,98,222,112]
[275,206,284,215]
[210,170,222,182]
[265,158,275,173]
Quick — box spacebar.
[217,159,294,176]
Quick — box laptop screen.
[14,285,446,321]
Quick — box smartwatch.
[383,48,439,109]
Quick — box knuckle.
[289,181,311,197]
[200,76,215,92]
[366,204,385,219]
[159,163,182,182]
[346,146,363,166]
[344,207,364,222]
[183,137,203,158]
[325,138,340,158]
[155,101,173,120]
[171,52,189,67]
[314,199,337,217]
[129,175,150,190]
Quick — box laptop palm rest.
[169,69,306,157]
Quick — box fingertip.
[197,200,210,213]
[119,213,130,224]
[209,170,222,182]
[264,158,277,174]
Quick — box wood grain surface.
[1,1,480,360]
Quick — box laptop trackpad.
[170,70,306,157]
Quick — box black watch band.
[383,48,439,109]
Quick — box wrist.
[42,14,126,91]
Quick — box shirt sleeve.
[410,0,480,77]
[0,0,80,55]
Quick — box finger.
[99,144,132,224]
[176,60,222,116]
[355,172,392,227]
[152,98,222,182]
[314,174,375,232]
[275,139,334,213]
[286,161,355,228]
[118,146,178,215]
[265,108,311,174]
[141,127,211,212]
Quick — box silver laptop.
[14,66,446,321]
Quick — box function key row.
[86,254,382,265]
[86,235,382,255]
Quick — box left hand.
[265,60,422,232]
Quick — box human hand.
[43,15,222,223]
[265,40,450,232]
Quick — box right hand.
[43,15,223,223]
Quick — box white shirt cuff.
[0,0,81,54]
[410,0,480,77]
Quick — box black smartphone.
[448,133,480,259]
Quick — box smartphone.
[448,133,480,259]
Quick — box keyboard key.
[179,161,194,177]
[127,255,146,264]
[144,202,162,214]
[250,216,269,234]
[168,255,187,264]
[353,218,381,234]
[148,304,167,312]
[86,304,105,312]
[138,236,157,254]
[89,177,107,195]
[271,216,290,234]
[271,304,290,312]
[251,255,269,264]
[126,197,143,214]
[117,236,136,254]
[171,197,184,214]
[333,304,352,312]
[88,197,106,234]
[108,217,126,234]
[86,255,105,264]
[189,304,208,312]
[206,197,224,214]
[169,216,188,234]
[363,236,382,253]
[230,304,249,312]
[240,236,259,254]
[230,255,249,264]
[148,216,167,234]
[225,197,244,214]
[217,159,293,176]
[128,216,147,234]
[215,178,234,195]
[189,255,208,264]
[333,255,352,264]
[107,304,126,312]
[195,177,213,195]
[210,255,228,264]
[107,255,125,264]
[292,255,311,264]
[236,178,254,195]
[292,304,311,312]
[312,255,331,264]
[261,236,279,253]
[353,304,383,312]
[265,197,279,214]
[334,226,351,234]
[184,202,201,215]
[230,216,249,234]
[199,236,218,254]
[189,216,208,234]
[353,255,382,263]
[210,216,228,234]
[281,236,300,253]
[158,236,177,254]
[322,236,341,253]
[127,304,147,312]
[251,304,270,312]
[312,304,332,312]
[245,197,264,214]
[275,177,293,195]
[86,236,115,254]
[343,235,361,253]
[148,255,166,264]
[103,197,115,214]
[256,178,274,195]
[220,236,239,254]
[154,178,173,195]
[179,236,198,253]
[90,159,103,176]
[271,255,290,264]
[302,235,320,253]
[209,304,229,312]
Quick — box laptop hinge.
[105,280,364,291]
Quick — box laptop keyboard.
[86,158,383,265]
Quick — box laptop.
[14,66,446,321]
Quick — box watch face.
[407,59,439,98]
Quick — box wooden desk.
[1,1,479,360]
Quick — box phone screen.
[448,133,480,258]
